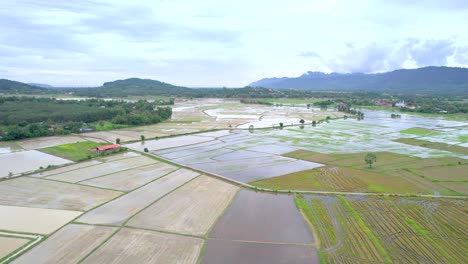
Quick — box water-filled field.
[0,150,72,177]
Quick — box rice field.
[296,195,468,263]
[11,224,117,264]
[1,102,466,263]
[81,228,204,264]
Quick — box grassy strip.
[403,216,428,237]
[294,195,329,264]
[40,141,107,161]
[338,196,392,264]
[400,127,441,136]
[394,138,468,155]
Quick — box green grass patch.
[459,135,468,143]
[404,217,429,236]
[40,141,107,161]
[400,127,441,136]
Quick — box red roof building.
[95,144,120,152]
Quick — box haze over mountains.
[1,66,468,96]
[250,66,468,95]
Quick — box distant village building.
[395,101,406,108]
[94,144,120,154]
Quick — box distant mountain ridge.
[249,66,468,95]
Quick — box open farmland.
[1,101,466,263]
[296,195,468,263]
[127,175,239,236]
[81,228,204,264]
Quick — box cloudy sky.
[1,0,468,87]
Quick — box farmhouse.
[94,144,120,154]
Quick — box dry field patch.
[12,224,116,264]
[0,237,30,260]
[128,175,239,236]
[82,228,203,264]
[0,177,122,211]
[0,205,81,234]
[77,169,199,225]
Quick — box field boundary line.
[145,151,468,199]
[0,231,43,264]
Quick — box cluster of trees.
[0,97,172,141]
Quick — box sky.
[1,0,468,87]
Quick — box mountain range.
[249,66,468,95]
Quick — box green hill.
[0,79,49,94]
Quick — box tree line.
[0,97,172,141]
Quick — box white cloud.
[0,0,467,86]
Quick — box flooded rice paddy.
[0,150,72,177]
[202,240,318,264]
[210,189,314,243]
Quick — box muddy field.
[77,169,199,225]
[0,150,71,177]
[12,224,117,264]
[45,155,157,183]
[210,189,313,244]
[0,177,122,211]
[202,240,318,264]
[128,176,239,236]
[82,228,204,264]
[0,205,81,234]
[80,162,178,191]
